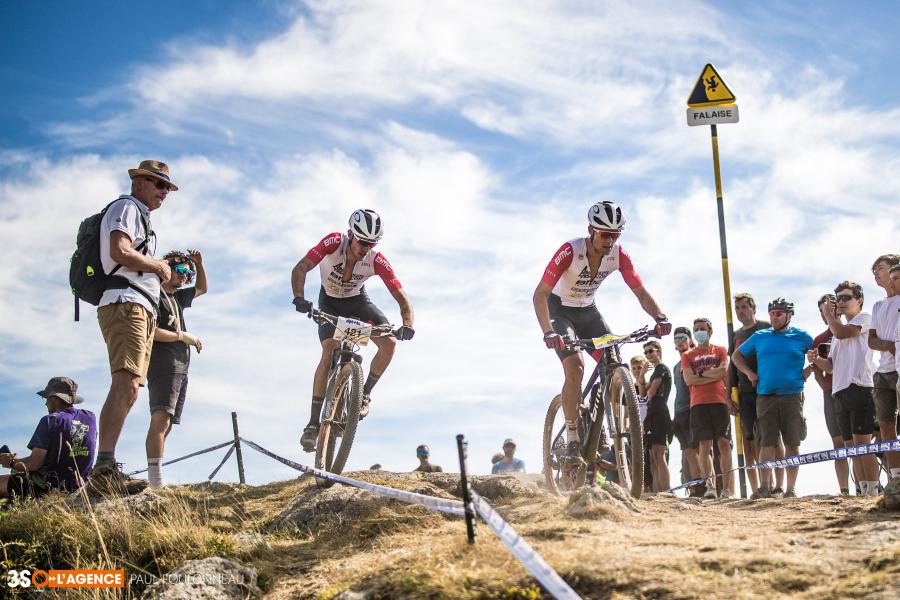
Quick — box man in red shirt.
[681,318,733,499]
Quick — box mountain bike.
[542,326,657,499]
[307,307,402,487]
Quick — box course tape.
[240,438,466,516]
[208,443,236,481]
[471,488,582,600]
[127,440,234,476]
[745,439,900,470]
[663,439,900,494]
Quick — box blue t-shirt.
[491,458,526,474]
[737,327,813,395]
[28,407,97,491]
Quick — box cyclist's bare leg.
[313,339,340,398]
[717,436,734,495]
[560,354,585,432]
[369,335,396,379]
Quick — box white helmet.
[348,209,384,242]
[588,201,626,231]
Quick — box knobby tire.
[607,365,644,498]
[314,361,363,487]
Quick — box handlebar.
[308,307,403,339]
[564,325,659,352]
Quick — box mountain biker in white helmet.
[291,209,415,452]
[533,201,671,466]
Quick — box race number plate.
[590,333,628,350]
[334,316,372,345]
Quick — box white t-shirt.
[830,312,875,394]
[98,195,159,315]
[870,295,900,373]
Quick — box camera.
[817,343,830,359]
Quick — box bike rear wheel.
[314,361,363,487]
[606,366,644,499]
[542,394,587,495]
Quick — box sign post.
[686,64,747,499]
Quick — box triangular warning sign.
[687,64,736,107]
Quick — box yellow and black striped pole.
[709,124,746,498]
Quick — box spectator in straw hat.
[92,160,178,494]
[0,377,97,500]
[492,439,526,474]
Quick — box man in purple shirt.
[0,377,97,500]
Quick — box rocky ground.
[176,472,900,599]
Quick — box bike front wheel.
[314,361,363,487]
[606,366,644,499]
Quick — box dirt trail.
[249,473,899,599]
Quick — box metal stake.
[456,434,476,544]
[232,411,246,484]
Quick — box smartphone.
[817,342,830,359]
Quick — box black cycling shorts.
[548,294,610,361]
[317,287,389,343]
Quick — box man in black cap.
[0,377,97,500]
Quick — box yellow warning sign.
[687,64,736,108]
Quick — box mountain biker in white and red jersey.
[291,209,415,452]
[533,201,671,465]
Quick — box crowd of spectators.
[630,253,900,498]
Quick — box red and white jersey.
[304,232,403,299]
[540,238,643,307]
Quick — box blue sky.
[1,0,898,495]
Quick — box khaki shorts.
[873,371,899,423]
[98,302,155,383]
[756,394,805,447]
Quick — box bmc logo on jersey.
[553,246,572,266]
[374,253,387,267]
[324,234,341,247]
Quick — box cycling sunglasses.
[643,348,658,356]
[591,228,621,239]
[673,334,690,343]
[768,310,787,317]
[173,264,194,277]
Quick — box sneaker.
[561,441,587,467]
[840,488,850,497]
[88,461,147,495]
[783,489,797,498]
[720,489,734,499]
[771,486,784,498]
[703,487,718,500]
[301,424,319,453]
[750,487,773,500]
[359,394,371,420]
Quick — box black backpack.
[69,196,154,321]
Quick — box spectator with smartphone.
[868,254,900,480]
[809,282,880,496]
[810,294,851,495]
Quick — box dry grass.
[1,474,898,599]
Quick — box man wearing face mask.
[533,201,671,466]
[145,250,207,487]
[732,298,813,498]
[681,318,732,499]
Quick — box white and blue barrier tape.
[240,438,466,516]
[664,439,900,494]
[471,488,582,600]
[242,438,582,600]
[127,440,234,476]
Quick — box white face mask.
[693,330,710,344]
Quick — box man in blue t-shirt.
[0,377,97,500]
[732,298,813,499]
[492,439,526,474]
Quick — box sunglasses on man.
[591,228,621,240]
[643,348,658,356]
[673,335,689,343]
[835,294,856,303]
[144,177,171,191]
